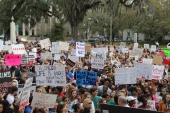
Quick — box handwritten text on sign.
[31,92,57,109]
[91,52,104,69]
[39,38,51,49]
[76,42,85,57]
[19,78,33,110]
[5,54,21,66]
[35,66,66,86]
[51,42,60,53]
[76,70,97,86]
[152,65,164,80]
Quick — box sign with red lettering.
[76,42,85,57]
[5,54,21,66]
[152,65,164,80]
[21,55,35,66]
[12,44,26,54]
[39,38,51,49]
[0,71,12,93]
[31,92,57,109]
[91,52,104,69]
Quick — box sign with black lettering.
[66,59,75,67]
[0,71,12,93]
[17,83,36,96]
[35,66,66,86]
[21,55,35,66]
[91,52,104,69]
[76,70,97,86]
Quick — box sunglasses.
[88,102,92,104]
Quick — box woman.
[150,87,159,109]
[0,101,3,113]
[158,88,166,102]
[138,95,152,110]
[84,92,95,113]
[72,103,83,113]
[95,98,107,113]
[83,99,92,109]
[144,86,151,95]
[57,103,68,113]
[68,89,78,104]
[159,94,170,112]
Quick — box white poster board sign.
[31,92,57,109]
[91,52,104,69]
[54,54,61,60]
[71,49,76,56]
[151,45,156,52]
[3,45,12,53]
[115,67,137,85]
[134,43,138,49]
[120,42,126,49]
[40,53,52,60]
[144,44,149,49]
[35,66,66,86]
[122,48,129,53]
[152,65,164,80]
[39,38,51,49]
[134,33,137,43]
[0,40,3,51]
[142,58,153,64]
[58,42,69,51]
[91,48,106,60]
[12,44,27,55]
[76,42,85,57]
[51,42,60,53]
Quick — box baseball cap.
[127,96,136,102]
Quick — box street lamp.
[86,18,92,39]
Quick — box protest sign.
[134,33,137,43]
[21,55,35,66]
[144,44,149,49]
[142,58,153,64]
[29,52,37,58]
[122,48,129,53]
[120,42,126,49]
[76,42,85,57]
[68,56,79,63]
[163,48,170,56]
[5,54,21,66]
[91,48,106,60]
[115,68,137,85]
[134,43,138,49]
[0,40,3,51]
[85,44,91,52]
[71,49,76,56]
[3,45,12,53]
[91,52,104,69]
[66,59,75,67]
[51,42,60,53]
[35,66,66,86]
[58,42,69,51]
[0,71,12,93]
[134,62,152,80]
[152,65,164,80]
[76,70,97,86]
[31,92,57,109]
[54,54,61,60]
[153,56,162,65]
[18,83,36,96]
[40,52,52,60]
[163,58,170,65]
[39,38,51,49]
[19,78,33,110]
[131,48,143,57]
[151,45,156,52]
[12,44,26,54]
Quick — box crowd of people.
[0,38,169,113]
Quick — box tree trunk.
[71,24,79,41]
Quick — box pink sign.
[5,54,21,66]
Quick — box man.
[127,96,136,108]
[6,86,18,104]
[118,96,129,107]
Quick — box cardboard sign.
[76,70,97,86]
[58,42,69,51]
[85,44,91,52]
[35,66,66,86]
[152,65,164,80]
[68,56,79,63]
[31,92,57,109]
[39,38,51,49]
[19,78,33,110]
[151,45,156,52]
[153,56,162,65]
[5,54,21,66]
[12,44,26,54]
[91,52,104,69]
[144,44,149,49]
[115,68,137,85]
[40,53,52,60]
[76,42,85,57]
[21,55,35,66]
[51,42,60,53]
[54,54,61,60]
[66,59,75,67]
[142,58,153,64]
[0,71,12,93]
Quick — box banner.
[21,55,35,66]
[0,71,12,93]
[35,66,66,86]
[152,65,164,80]
[76,42,85,57]
[134,63,152,80]
[40,53,52,60]
[19,78,33,110]
[58,42,69,51]
[151,45,156,52]
[91,52,104,69]
[31,92,57,109]
[51,42,60,53]
[12,44,26,54]
[5,54,21,66]
[76,70,97,86]
[142,58,153,64]
[39,38,51,49]
[115,68,137,85]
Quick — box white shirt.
[6,94,14,104]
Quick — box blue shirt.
[66,72,74,83]
[24,106,32,113]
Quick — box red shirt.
[60,93,64,97]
